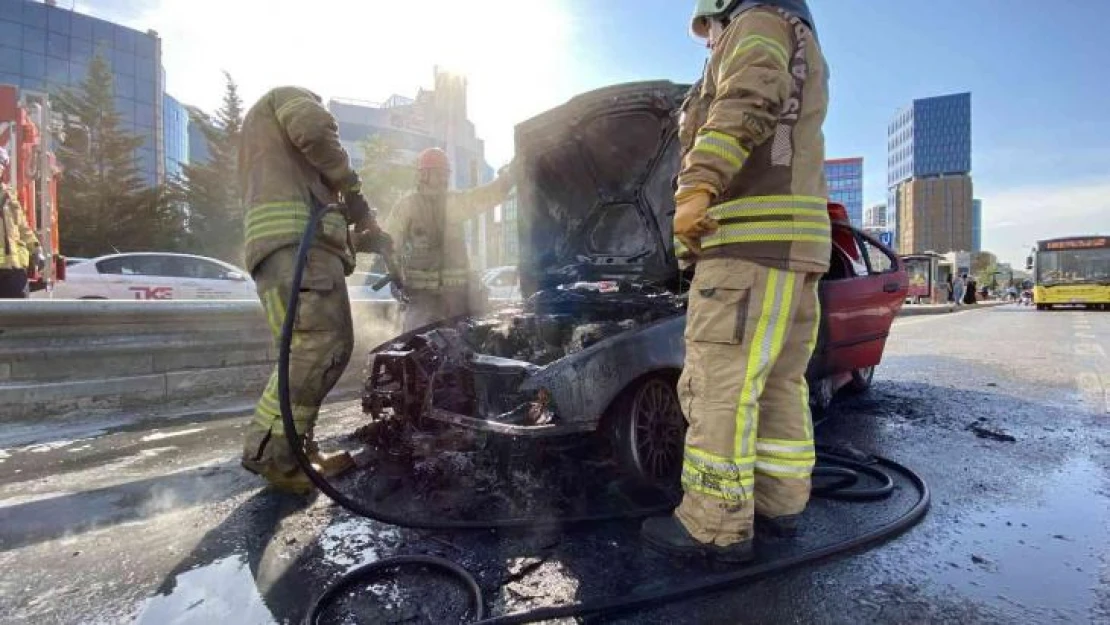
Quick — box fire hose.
[280,210,931,624]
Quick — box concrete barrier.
[0,300,399,421]
[898,301,1009,317]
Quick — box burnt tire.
[809,376,835,413]
[845,366,875,394]
[607,375,686,489]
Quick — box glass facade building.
[824,157,863,226]
[0,0,165,184]
[888,92,972,188]
[972,198,982,253]
[163,93,188,181]
[887,92,973,250]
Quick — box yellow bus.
[1027,236,1110,310]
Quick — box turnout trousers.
[244,246,354,456]
[675,257,822,546]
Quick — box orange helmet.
[417,147,451,172]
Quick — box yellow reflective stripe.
[263,289,283,337]
[756,439,814,453]
[693,131,749,169]
[726,34,789,70]
[735,270,781,458]
[755,460,813,478]
[684,448,755,476]
[709,205,830,221]
[681,471,754,502]
[802,280,820,439]
[703,233,831,246]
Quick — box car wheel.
[1036,304,1047,311]
[809,376,835,413]
[845,366,875,394]
[608,375,686,489]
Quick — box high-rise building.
[864,203,887,230]
[824,157,863,226]
[972,198,982,253]
[887,92,972,253]
[163,93,188,180]
[329,68,498,268]
[0,0,167,184]
[893,175,974,254]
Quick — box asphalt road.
[1,305,1107,624]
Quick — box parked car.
[362,81,908,486]
[483,265,521,301]
[38,252,255,300]
[346,271,394,301]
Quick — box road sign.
[878,231,894,248]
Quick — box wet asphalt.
[0,304,1107,624]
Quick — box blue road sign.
[878,231,895,248]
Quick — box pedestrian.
[238,86,393,495]
[387,148,514,333]
[965,277,978,305]
[642,0,829,563]
[953,274,966,306]
[0,147,43,299]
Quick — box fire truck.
[0,83,65,291]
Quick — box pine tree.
[54,54,181,256]
[358,135,416,222]
[179,72,244,265]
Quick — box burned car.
[363,81,908,485]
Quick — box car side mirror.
[1025,256,1033,271]
[225,271,247,282]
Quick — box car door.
[93,256,150,299]
[180,257,250,299]
[815,226,906,376]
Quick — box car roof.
[85,252,244,271]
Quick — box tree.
[178,72,244,264]
[357,135,416,223]
[54,54,183,257]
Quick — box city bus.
[1026,236,1110,310]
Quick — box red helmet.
[417,147,451,172]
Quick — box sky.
[78,0,1110,268]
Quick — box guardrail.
[0,300,399,422]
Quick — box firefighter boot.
[641,515,755,564]
[756,513,802,539]
[241,426,315,495]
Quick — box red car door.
[816,227,907,376]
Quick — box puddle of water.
[141,428,207,443]
[135,555,276,625]
[932,458,1109,618]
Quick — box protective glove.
[341,188,372,226]
[673,188,717,256]
[353,228,393,255]
[389,280,408,304]
[32,248,46,272]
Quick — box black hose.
[279,212,930,625]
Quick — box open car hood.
[514,81,689,296]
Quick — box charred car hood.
[514,81,689,295]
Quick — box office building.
[0,0,166,184]
[972,198,982,253]
[887,92,972,253]
[893,175,974,254]
[186,110,211,165]
[824,157,863,226]
[864,203,887,230]
[329,68,498,269]
[163,93,188,180]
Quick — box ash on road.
[1,305,1107,624]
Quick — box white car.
[483,265,521,301]
[40,252,256,300]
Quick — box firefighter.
[0,147,43,299]
[387,147,513,332]
[641,0,830,562]
[238,86,392,494]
